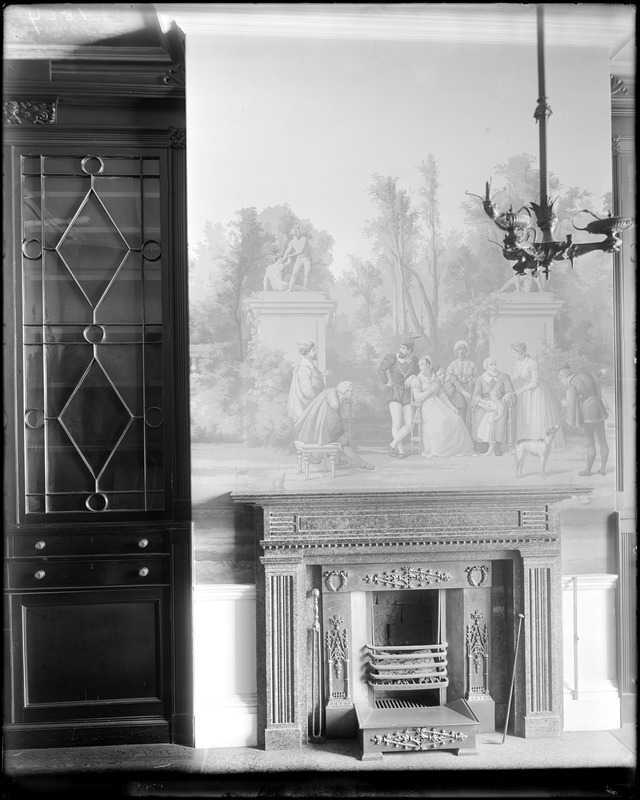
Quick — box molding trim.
[6,45,170,62]
[157,3,635,50]
[565,680,619,694]
[561,574,618,591]
[199,692,257,709]
[194,583,256,602]
[1,128,178,148]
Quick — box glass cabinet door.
[19,150,170,517]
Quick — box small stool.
[294,441,342,479]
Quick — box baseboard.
[563,689,621,731]
[194,695,258,748]
[3,718,171,750]
[193,584,257,748]
[620,693,636,725]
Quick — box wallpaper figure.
[286,341,329,424]
[558,363,609,476]
[511,341,565,447]
[471,357,515,456]
[409,356,473,458]
[445,340,478,433]
[294,381,375,470]
[283,224,312,290]
[263,256,290,292]
[377,337,420,460]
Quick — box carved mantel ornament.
[3,99,57,125]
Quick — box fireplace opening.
[371,589,439,647]
[366,589,446,710]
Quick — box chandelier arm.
[567,239,624,260]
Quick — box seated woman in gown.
[408,356,473,458]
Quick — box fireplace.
[233,486,588,759]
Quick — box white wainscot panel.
[562,574,620,732]
[193,584,257,748]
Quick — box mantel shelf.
[232,484,593,508]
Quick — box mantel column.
[521,554,563,737]
[257,556,306,750]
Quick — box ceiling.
[3,4,634,76]
[154,3,635,57]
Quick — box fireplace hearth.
[233,486,590,759]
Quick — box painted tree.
[344,256,389,328]
[364,174,437,348]
[416,155,445,361]
[222,207,275,360]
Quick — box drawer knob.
[34,541,46,550]
[34,570,46,580]
[138,538,149,549]
[138,567,150,577]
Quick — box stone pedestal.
[490,293,565,370]
[248,291,336,369]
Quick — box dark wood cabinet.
[3,7,192,749]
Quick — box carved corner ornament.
[465,564,489,587]
[3,99,57,126]
[169,126,186,149]
[162,63,185,87]
[323,570,349,592]
[610,75,628,97]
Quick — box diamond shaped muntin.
[59,359,132,477]
[57,190,129,306]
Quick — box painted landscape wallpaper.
[186,27,616,503]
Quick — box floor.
[3,726,636,798]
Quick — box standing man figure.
[377,337,420,459]
[558,363,609,476]
[283,225,312,291]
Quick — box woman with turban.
[445,340,478,434]
[511,342,565,446]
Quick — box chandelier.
[466,4,634,280]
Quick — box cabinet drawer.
[6,558,169,590]
[8,531,168,558]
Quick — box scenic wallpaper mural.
[186,31,616,500]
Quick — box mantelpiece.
[233,486,591,757]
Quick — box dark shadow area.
[3,767,636,799]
